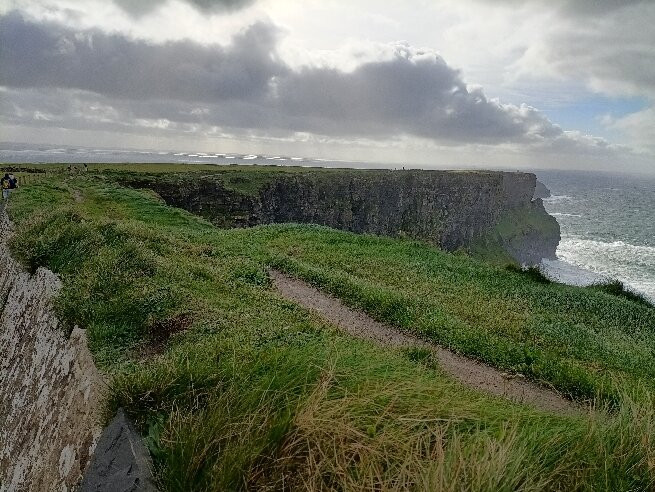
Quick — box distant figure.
[1,173,12,200]
[83,163,89,172]
[9,174,18,190]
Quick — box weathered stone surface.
[0,212,103,491]
[125,169,560,264]
[533,180,551,199]
[79,409,157,492]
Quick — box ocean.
[0,142,363,168]
[537,170,655,302]
[2,143,653,301]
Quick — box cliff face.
[533,180,552,199]
[123,169,560,264]
[0,213,103,492]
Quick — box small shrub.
[591,280,653,307]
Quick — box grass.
[505,264,552,284]
[591,279,654,307]
[263,227,654,403]
[6,170,655,490]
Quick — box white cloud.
[606,108,655,153]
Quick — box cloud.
[474,0,649,16]
[497,0,655,100]
[0,11,285,102]
[605,107,655,153]
[112,0,256,17]
[0,11,617,151]
[271,47,567,144]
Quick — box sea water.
[537,170,655,302]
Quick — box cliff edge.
[0,211,103,491]
[121,168,560,265]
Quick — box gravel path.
[271,270,580,414]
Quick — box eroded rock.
[0,212,103,491]
[79,409,157,492]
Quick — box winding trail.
[271,270,580,414]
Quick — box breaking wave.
[556,238,655,301]
[550,213,582,218]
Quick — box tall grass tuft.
[591,279,653,307]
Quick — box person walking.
[1,173,12,201]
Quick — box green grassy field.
[6,169,655,490]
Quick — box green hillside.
[7,168,655,491]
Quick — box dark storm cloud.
[273,53,562,142]
[0,12,285,102]
[559,0,648,16]
[474,0,649,16]
[112,0,256,17]
[0,11,570,145]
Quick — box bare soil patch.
[136,313,193,358]
[271,270,580,414]
[149,313,193,345]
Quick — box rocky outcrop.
[533,180,551,199]
[489,197,560,265]
[80,409,157,492]
[0,212,103,492]
[123,169,560,264]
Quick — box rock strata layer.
[0,212,103,492]
[533,180,552,199]
[125,169,560,264]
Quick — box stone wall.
[0,212,103,492]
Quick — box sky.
[1,0,654,173]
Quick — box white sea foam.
[560,239,655,262]
[551,213,582,218]
[543,195,572,203]
[541,259,608,286]
[554,238,655,301]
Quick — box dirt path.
[271,270,580,414]
[62,180,84,203]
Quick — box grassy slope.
[7,172,655,491]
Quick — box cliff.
[119,168,560,265]
[533,180,552,199]
[0,212,103,491]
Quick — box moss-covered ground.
[6,168,655,491]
